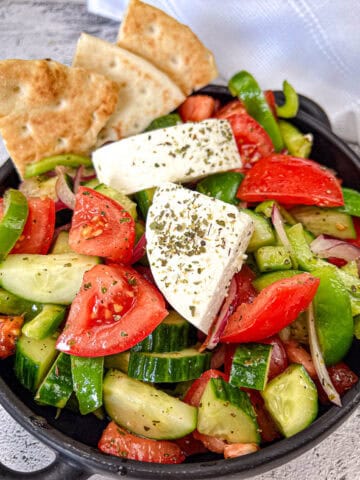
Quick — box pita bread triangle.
[0,59,118,178]
[73,33,185,145]
[117,0,218,95]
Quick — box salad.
[0,70,359,465]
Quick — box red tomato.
[56,264,168,357]
[242,390,281,443]
[316,362,359,404]
[178,95,216,122]
[261,336,288,380]
[225,114,275,165]
[0,316,24,359]
[215,100,247,118]
[192,430,227,454]
[220,273,320,343]
[234,265,257,305]
[348,217,360,248]
[183,369,229,407]
[99,422,185,464]
[69,187,135,263]
[175,434,209,457]
[223,443,260,459]
[327,257,348,268]
[264,90,277,119]
[237,154,344,207]
[9,197,55,254]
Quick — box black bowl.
[0,86,359,480]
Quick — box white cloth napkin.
[87,0,360,149]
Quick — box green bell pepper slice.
[312,266,353,365]
[278,120,312,158]
[276,80,299,118]
[196,172,244,205]
[338,187,360,217]
[0,288,42,320]
[0,189,28,261]
[228,70,284,152]
[71,355,104,415]
[24,154,92,178]
[144,113,182,132]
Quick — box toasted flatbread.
[117,0,218,95]
[73,33,185,145]
[0,59,118,178]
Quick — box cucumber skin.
[261,364,318,438]
[230,343,273,390]
[242,209,276,252]
[128,349,211,383]
[35,353,73,408]
[198,378,260,444]
[103,369,197,440]
[22,304,66,340]
[71,356,104,415]
[252,270,303,292]
[0,288,42,321]
[14,334,58,392]
[131,313,197,353]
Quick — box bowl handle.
[0,456,90,479]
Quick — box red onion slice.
[55,167,75,210]
[131,233,147,264]
[271,204,292,252]
[200,276,238,351]
[310,235,360,262]
[306,302,341,406]
[73,165,84,194]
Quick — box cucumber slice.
[134,188,156,220]
[19,176,58,201]
[291,206,355,240]
[0,288,42,320]
[255,200,297,225]
[128,347,211,383]
[94,183,137,220]
[71,356,104,415]
[197,378,260,444]
[104,352,130,373]
[240,209,276,252]
[230,343,273,390]
[261,364,318,438]
[0,253,100,304]
[252,270,303,292]
[103,369,197,440]
[22,304,66,340]
[35,353,73,408]
[51,231,74,254]
[14,334,58,392]
[254,246,293,272]
[131,311,197,353]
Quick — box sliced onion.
[131,233,147,264]
[310,235,360,262]
[73,165,84,194]
[55,199,69,212]
[55,167,75,210]
[306,302,341,406]
[271,204,293,254]
[54,223,71,238]
[200,276,238,351]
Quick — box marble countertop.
[0,1,358,479]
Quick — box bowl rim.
[0,87,359,479]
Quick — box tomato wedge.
[215,99,247,118]
[183,369,228,407]
[56,264,168,357]
[0,315,24,359]
[237,154,344,207]
[0,197,55,254]
[69,187,135,263]
[99,422,185,464]
[178,95,216,122]
[221,273,320,343]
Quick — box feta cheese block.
[146,183,254,334]
[93,119,241,195]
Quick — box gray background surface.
[0,1,359,479]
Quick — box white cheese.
[92,119,241,195]
[146,183,254,334]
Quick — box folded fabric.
[88,0,360,147]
